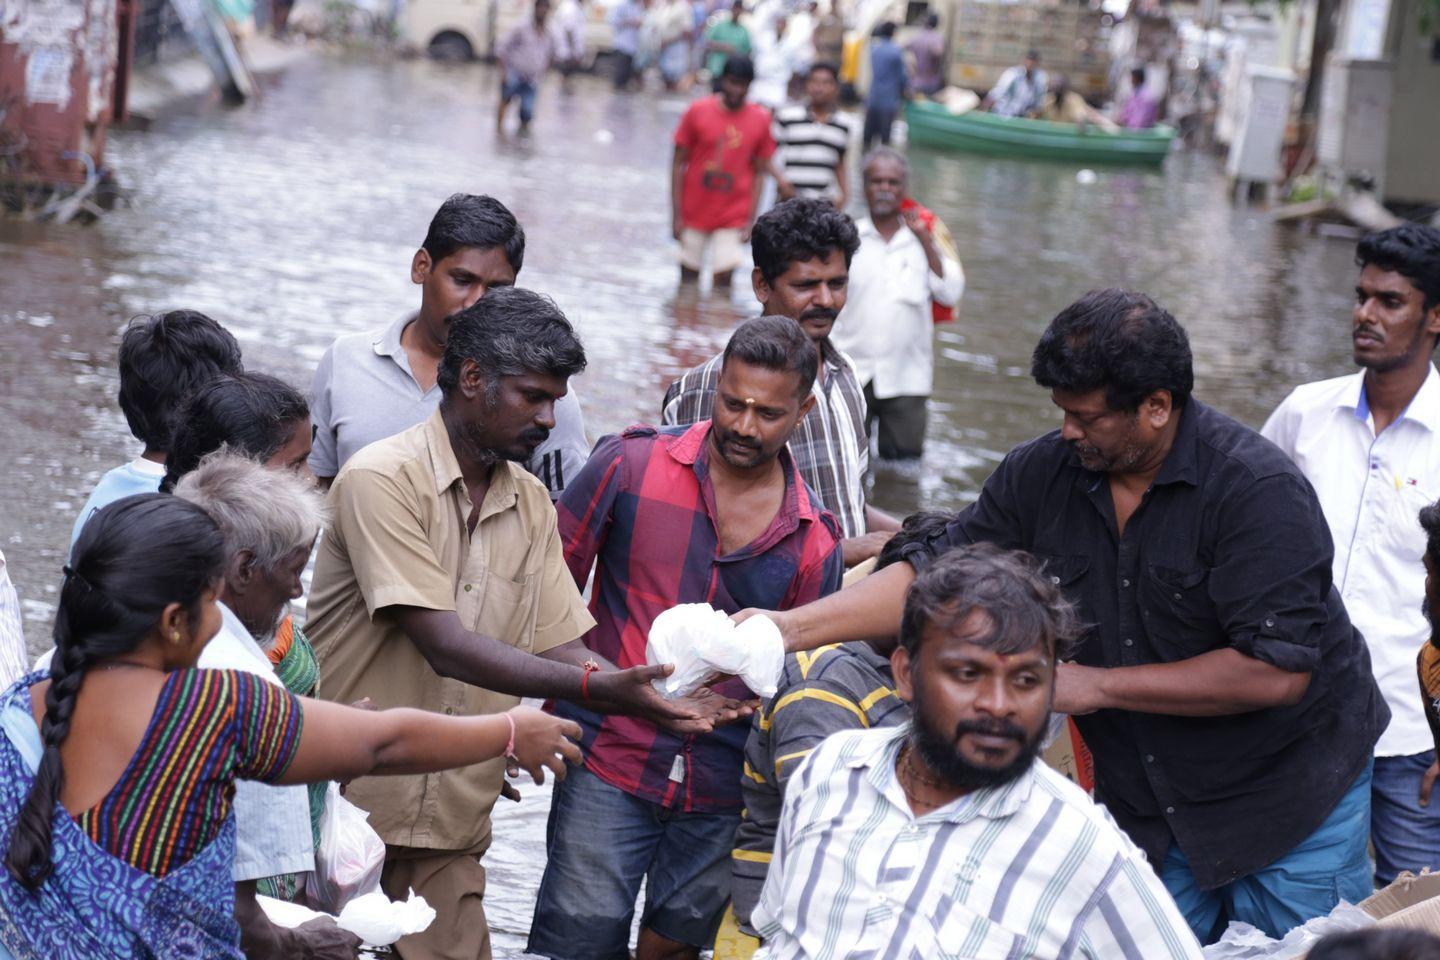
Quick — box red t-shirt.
[674,96,776,232]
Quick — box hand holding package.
[646,603,784,699]
[311,781,386,913]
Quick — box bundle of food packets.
[645,603,785,699]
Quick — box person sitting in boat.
[982,48,1047,118]
[1036,75,1118,132]
[1118,66,1160,129]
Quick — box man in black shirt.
[738,288,1389,944]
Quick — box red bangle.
[581,659,600,701]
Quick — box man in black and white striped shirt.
[773,62,854,208]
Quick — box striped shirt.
[732,642,908,932]
[773,105,854,200]
[79,668,303,878]
[752,725,1203,960]
[661,340,870,539]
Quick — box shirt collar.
[217,601,270,666]
[374,312,414,361]
[421,407,519,516]
[856,216,914,248]
[666,420,823,537]
[128,457,166,477]
[1152,399,1202,487]
[1350,365,1440,433]
[847,724,1037,823]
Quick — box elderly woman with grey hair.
[173,452,361,959]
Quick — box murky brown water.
[0,52,1362,956]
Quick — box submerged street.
[0,51,1365,957]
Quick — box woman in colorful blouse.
[0,494,580,959]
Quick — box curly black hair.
[751,198,861,285]
[1030,288,1193,413]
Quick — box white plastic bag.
[312,781,386,914]
[1201,902,1375,959]
[337,888,436,946]
[646,603,785,699]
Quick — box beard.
[712,423,767,469]
[909,677,1046,792]
[456,406,549,464]
[1071,413,1146,473]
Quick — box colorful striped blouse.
[77,668,304,878]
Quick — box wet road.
[0,52,1361,956]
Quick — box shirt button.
[1051,575,1061,585]
[444,706,455,715]
[1173,592,1182,601]
[1166,806,1176,814]
[1145,754,1155,763]
[1123,638,1134,647]
[1264,618,1275,628]
[464,584,473,592]
[1121,578,1131,588]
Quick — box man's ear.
[892,645,915,704]
[796,393,818,421]
[752,267,771,307]
[411,248,432,285]
[1143,389,1174,430]
[227,549,257,596]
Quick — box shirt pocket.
[1384,477,1433,564]
[1142,564,1217,660]
[463,568,540,652]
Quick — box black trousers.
[863,104,897,150]
[864,381,927,461]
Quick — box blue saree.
[0,673,244,960]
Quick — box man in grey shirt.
[310,194,590,497]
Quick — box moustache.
[953,717,1027,743]
[519,427,551,447]
[801,307,839,323]
[716,428,761,451]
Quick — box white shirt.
[0,551,26,690]
[1262,366,1440,757]
[831,217,964,399]
[200,602,316,881]
[753,726,1202,960]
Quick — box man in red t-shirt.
[670,55,779,286]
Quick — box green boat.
[904,101,1176,167]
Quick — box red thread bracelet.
[581,659,600,701]
[504,712,516,758]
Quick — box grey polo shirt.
[309,313,591,499]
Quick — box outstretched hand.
[655,685,758,734]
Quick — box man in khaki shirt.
[307,287,729,960]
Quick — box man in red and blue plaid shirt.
[528,316,844,960]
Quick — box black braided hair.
[4,494,225,890]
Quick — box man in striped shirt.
[751,544,1204,960]
[663,198,900,566]
[773,62,853,207]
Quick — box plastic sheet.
[311,781,386,913]
[1202,902,1376,959]
[646,603,785,699]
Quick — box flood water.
[0,52,1362,956]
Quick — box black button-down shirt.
[902,399,1389,890]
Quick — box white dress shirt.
[200,601,316,881]
[752,725,1202,960]
[0,551,26,690]
[831,217,964,400]
[1262,365,1440,757]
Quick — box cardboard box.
[1360,871,1440,934]
[1042,718,1095,793]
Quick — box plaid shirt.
[661,340,870,539]
[555,421,844,813]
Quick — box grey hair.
[862,146,909,180]
[899,543,1081,660]
[173,449,327,572]
[436,286,587,401]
